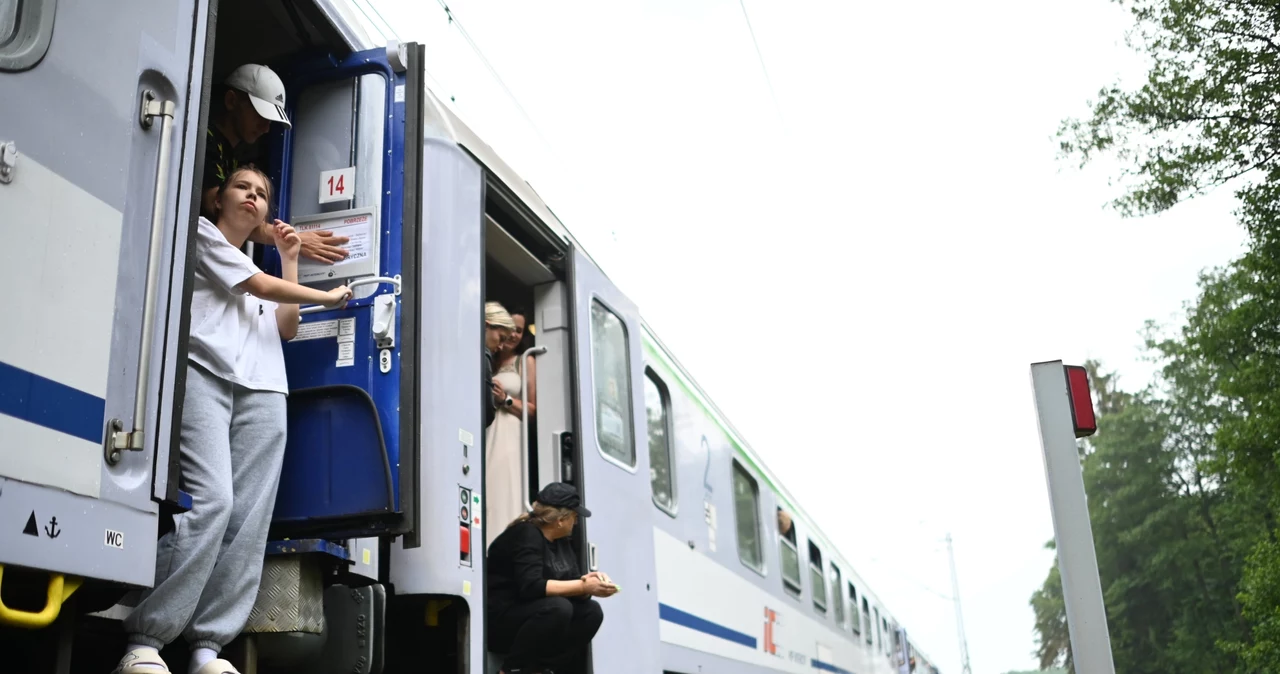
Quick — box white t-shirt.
[187,217,289,394]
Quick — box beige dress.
[485,357,525,550]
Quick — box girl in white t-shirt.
[116,167,350,674]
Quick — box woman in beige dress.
[485,308,536,550]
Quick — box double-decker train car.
[0,0,941,672]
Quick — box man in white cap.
[201,63,350,264]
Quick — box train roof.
[324,3,940,668]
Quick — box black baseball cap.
[535,482,592,517]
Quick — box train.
[0,0,941,672]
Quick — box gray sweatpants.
[125,362,287,653]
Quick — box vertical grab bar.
[520,346,547,508]
[108,91,176,462]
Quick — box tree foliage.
[1059,0,1280,219]
[1035,0,1280,670]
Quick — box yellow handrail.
[0,565,83,629]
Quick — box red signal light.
[1064,365,1096,438]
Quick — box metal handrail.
[520,346,547,508]
[299,275,400,315]
[111,92,176,457]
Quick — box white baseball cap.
[224,64,291,128]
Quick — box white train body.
[0,1,940,672]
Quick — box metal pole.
[946,533,972,674]
[1030,361,1116,674]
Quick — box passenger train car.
[0,0,941,672]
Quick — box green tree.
[1058,1,1280,220]
[1030,350,1254,672]
[1030,544,1072,672]
[1056,0,1280,668]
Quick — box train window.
[874,607,882,650]
[0,0,55,72]
[779,507,801,597]
[590,300,635,467]
[0,2,15,44]
[831,564,846,626]
[863,598,872,645]
[644,368,675,514]
[849,583,861,635]
[732,461,764,573]
[809,541,827,613]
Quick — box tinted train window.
[849,583,861,635]
[874,607,882,649]
[644,369,675,513]
[779,507,801,596]
[0,1,16,46]
[591,300,634,467]
[732,461,764,572]
[831,564,846,625]
[863,598,872,644]
[809,541,827,612]
[0,0,55,71]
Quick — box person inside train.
[485,306,537,550]
[777,507,794,538]
[487,482,617,674]
[485,301,518,428]
[201,63,350,265]
[115,167,351,674]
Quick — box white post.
[946,533,972,674]
[1030,361,1116,674]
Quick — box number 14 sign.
[319,167,356,205]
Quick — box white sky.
[365,1,1248,671]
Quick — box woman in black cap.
[487,482,618,674]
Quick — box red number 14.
[327,174,345,195]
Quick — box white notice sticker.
[339,318,356,336]
[394,84,406,103]
[338,342,355,360]
[337,333,355,344]
[336,358,355,368]
[296,211,376,283]
[291,319,339,342]
[104,529,124,549]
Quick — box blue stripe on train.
[811,658,855,674]
[657,603,859,673]
[0,360,105,444]
[658,602,758,649]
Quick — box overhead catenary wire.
[736,0,785,125]
[357,0,400,42]
[431,0,558,155]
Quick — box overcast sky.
[365,1,1248,670]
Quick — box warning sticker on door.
[336,341,355,368]
[339,318,356,336]
[291,319,339,342]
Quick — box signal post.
[1029,361,1116,674]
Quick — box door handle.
[589,543,598,572]
[107,90,176,464]
[298,275,401,315]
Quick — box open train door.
[0,0,206,596]
[568,245,661,673]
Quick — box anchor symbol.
[45,517,61,539]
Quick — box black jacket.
[487,521,583,618]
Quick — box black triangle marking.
[23,511,38,536]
